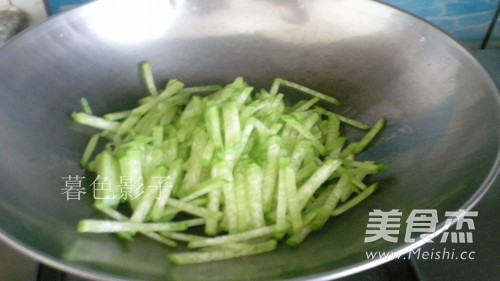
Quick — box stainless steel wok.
[0,0,498,280]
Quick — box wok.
[0,0,498,280]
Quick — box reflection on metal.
[84,0,179,43]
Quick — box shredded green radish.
[72,62,386,264]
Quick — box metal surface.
[0,0,498,280]
[410,49,500,281]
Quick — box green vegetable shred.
[72,62,386,264]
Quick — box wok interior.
[0,0,498,280]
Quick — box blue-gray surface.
[45,0,94,15]
[380,0,499,48]
[490,17,500,48]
